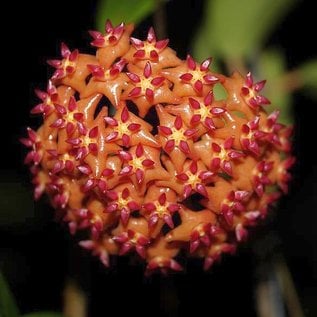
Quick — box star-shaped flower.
[31,80,58,116]
[50,96,84,135]
[66,125,99,160]
[123,27,181,70]
[241,72,270,109]
[143,186,179,233]
[112,218,150,258]
[105,184,141,225]
[90,20,125,48]
[252,160,274,196]
[162,55,219,96]
[79,235,118,267]
[47,43,79,80]
[118,144,169,190]
[122,62,180,117]
[210,137,245,176]
[20,127,43,166]
[104,105,158,147]
[82,59,127,106]
[90,20,134,68]
[240,116,267,156]
[165,92,226,136]
[221,190,250,226]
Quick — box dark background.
[1,0,316,316]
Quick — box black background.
[1,1,316,316]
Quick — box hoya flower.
[22,21,294,275]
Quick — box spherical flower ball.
[21,20,294,274]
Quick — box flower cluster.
[22,20,294,274]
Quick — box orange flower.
[22,21,294,274]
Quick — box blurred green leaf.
[0,180,34,227]
[213,83,228,100]
[96,0,156,31]
[203,0,297,59]
[22,313,64,317]
[299,59,317,90]
[0,271,20,317]
[260,49,285,80]
[192,26,216,61]
[259,49,293,124]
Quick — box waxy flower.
[22,20,294,274]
